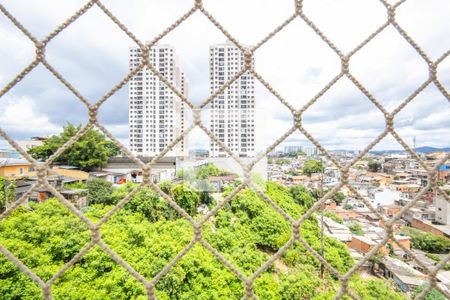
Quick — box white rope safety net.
[0,0,449,299]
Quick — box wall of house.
[412,218,445,236]
[347,236,373,254]
[0,165,32,179]
[334,210,359,220]
[435,197,450,225]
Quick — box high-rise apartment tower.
[129,45,188,156]
[209,41,255,157]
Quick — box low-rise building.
[379,256,427,293]
[318,216,352,243]
[0,158,32,179]
[412,217,450,238]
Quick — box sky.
[0,0,449,154]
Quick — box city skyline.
[0,0,449,152]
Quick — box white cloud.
[0,0,449,150]
[0,96,60,137]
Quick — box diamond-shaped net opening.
[0,0,449,299]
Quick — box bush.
[87,178,114,205]
[400,227,450,253]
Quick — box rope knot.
[292,223,300,239]
[340,168,349,184]
[91,225,101,242]
[245,282,253,294]
[387,5,396,22]
[195,0,202,8]
[385,114,394,129]
[193,223,202,240]
[88,104,98,123]
[35,42,46,60]
[341,55,349,73]
[295,0,303,15]
[193,106,202,125]
[294,111,302,128]
[244,50,253,69]
[428,62,437,80]
[36,164,47,184]
[142,166,151,184]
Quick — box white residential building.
[435,195,450,225]
[128,45,188,157]
[284,145,303,154]
[304,146,320,157]
[209,41,255,157]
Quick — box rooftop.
[0,158,31,167]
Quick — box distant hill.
[415,146,450,153]
[369,146,450,154]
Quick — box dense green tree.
[112,182,176,222]
[279,267,321,299]
[310,189,345,205]
[302,160,324,176]
[0,180,406,300]
[289,185,315,209]
[87,178,115,205]
[332,191,345,204]
[195,163,224,179]
[158,180,173,195]
[170,183,200,216]
[0,177,15,212]
[368,160,382,173]
[28,124,120,171]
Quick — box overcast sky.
[0,0,449,154]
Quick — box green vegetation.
[28,124,120,171]
[348,222,364,236]
[287,150,305,157]
[424,253,450,270]
[0,177,15,212]
[87,178,115,205]
[413,284,447,300]
[177,163,233,181]
[344,203,353,210]
[64,181,87,190]
[368,160,382,173]
[324,212,344,224]
[310,189,345,205]
[289,185,315,209]
[302,160,324,177]
[0,178,406,299]
[331,191,345,205]
[400,227,450,253]
[274,158,290,165]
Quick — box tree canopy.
[0,177,15,212]
[368,160,382,173]
[28,124,120,171]
[302,160,324,177]
[0,179,406,299]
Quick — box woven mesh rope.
[0,0,449,299]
